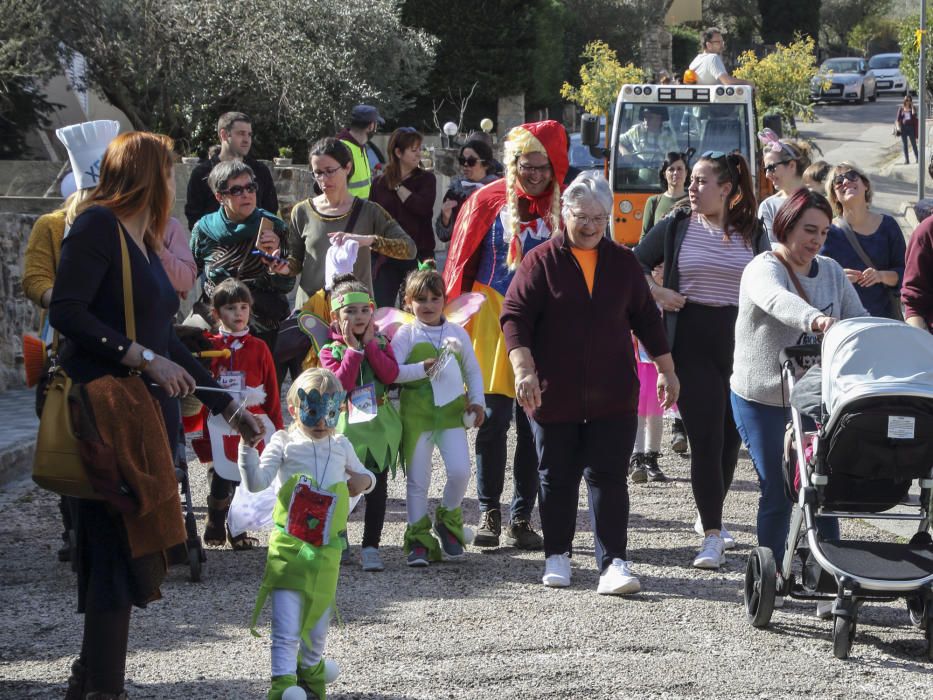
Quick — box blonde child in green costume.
[391,262,486,566]
[238,368,374,700]
[318,273,403,572]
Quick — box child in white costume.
[238,368,374,700]
[391,262,485,566]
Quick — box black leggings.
[672,303,741,532]
[361,467,390,549]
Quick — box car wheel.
[868,86,877,102]
[857,87,865,104]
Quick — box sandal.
[228,529,259,550]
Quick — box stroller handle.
[779,343,821,366]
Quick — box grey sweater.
[731,252,866,406]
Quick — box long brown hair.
[79,132,175,250]
[700,151,758,246]
[383,127,423,190]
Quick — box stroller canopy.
[821,317,933,418]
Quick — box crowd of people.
[22,81,926,696]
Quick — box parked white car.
[810,57,878,104]
[868,53,909,95]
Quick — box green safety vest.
[341,138,373,198]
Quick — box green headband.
[331,291,373,311]
[417,260,435,272]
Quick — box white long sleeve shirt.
[390,319,485,408]
[238,430,376,494]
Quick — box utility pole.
[920,0,928,200]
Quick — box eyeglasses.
[832,171,860,188]
[570,212,610,228]
[312,166,343,180]
[517,162,552,175]
[220,181,258,197]
[459,156,483,167]
[764,160,792,174]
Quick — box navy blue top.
[49,206,230,415]
[820,214,906,318]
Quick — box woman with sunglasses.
[757,131,812,244]
[284,137,415,308]
[369,127,437,306]
[634,150,769,570]
[190,159,294,350]
[435,139,501,244]
[820,162,906,319]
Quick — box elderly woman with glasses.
[281,137,416,308]
[820,161,906,319]
[369,127,437,306]
[757,129,813,244]
[190,159,294,349]
[634,150,769,571]
[501,172,679,595]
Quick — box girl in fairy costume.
[391,262,485,566]
[319,274,402,572]
[238,367,374,700]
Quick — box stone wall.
[0,213,41,391]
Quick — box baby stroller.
[744,318,933,659]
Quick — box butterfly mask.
[297,387,345,429]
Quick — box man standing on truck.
[688,28,753,87]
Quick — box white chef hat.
[324,239,359,291]
[55,120,120,191]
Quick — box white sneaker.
[693,534,726,569]
[597,558,641,595]
[542,553,571,587]
[693,515,735,549]
[360,546,384,572]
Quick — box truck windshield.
[613,102,751,192]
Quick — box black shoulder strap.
[345,197,364,233]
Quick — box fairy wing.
[297,312,330,352]
[443,292,486,328]
[373,307,415,340]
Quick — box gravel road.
[1,426,931,699]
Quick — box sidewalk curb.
[0,437,35,486]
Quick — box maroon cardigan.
[902,215,933,328]
[501,235,669,424]
[370,169,437,258]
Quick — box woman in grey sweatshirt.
[731,188,865,563]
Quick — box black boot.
[670,419,688,455]
[64,659,86,700]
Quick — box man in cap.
[185,111,279,230]
[618,106,678,162]
[336,104,385,198]
[442,120,570,551]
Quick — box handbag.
[33,224,138,499]
[836,219,904,321]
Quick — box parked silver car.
[868,53,909,95]
[810,57,878,104]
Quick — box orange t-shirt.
[570,247,598,294]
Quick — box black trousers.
[671,303,741,532]
[361,466,390,549]
[531,415,637,573]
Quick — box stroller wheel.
[188,546,202,583]
[907,596,927,629]
[744,547,777,628]
[832,614,856,659]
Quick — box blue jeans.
[731,393,839,560]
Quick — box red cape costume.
[443,120,569,300]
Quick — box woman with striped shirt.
[634,151,769,570]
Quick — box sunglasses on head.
[764,159,792,174]
[458,156,483,167]
[832,171,860,188]
[701,150,737,183]
[221,181,258,197]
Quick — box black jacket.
[633,207,770,347]
[184,155,279,231]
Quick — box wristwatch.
[137,348,155,372]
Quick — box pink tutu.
[637,362,663,417]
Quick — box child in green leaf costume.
[319,274,403,573]
[391,262,486,566]
[238,368,374,700]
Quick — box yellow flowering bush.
[561,41,646,115]
[733,35,820,132]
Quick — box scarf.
[197,206,286,244]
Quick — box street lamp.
[443,121,458,148]
[480,118,494,134]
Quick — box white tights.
[633,414,663,454]
[270,589,330,677]
[406,428,471,524]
